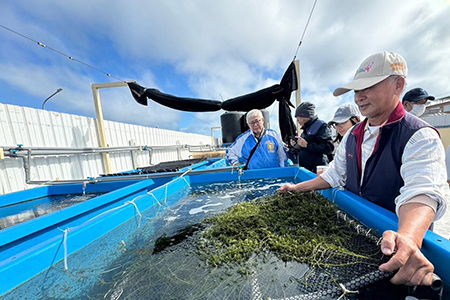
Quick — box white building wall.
[0,103,211,195]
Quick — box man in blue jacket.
[290,102,334,173]
[227,109,287,169]
[280,51,449,287]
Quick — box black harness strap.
[243,130,266,170]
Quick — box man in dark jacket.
[290,102,334,173]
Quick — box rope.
[337,283,359,299]
[179,168,192,186]
[292,0,319,60]
[331,187,339,203]
[48,168,192,276]
[148,192,163,206]
[58,228,70,271]
[125,200,142,227]
[57,199,144,272]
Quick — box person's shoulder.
[414,126,440,139]
[405,127,442,148]
[230,130,252,146]
[266,128,279,134]
[317,118,328,124]
[265,129,282,138]
[236,129,252,139]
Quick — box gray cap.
[328,104,360,125]
[295,102,316,118]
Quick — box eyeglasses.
[248,119,262,126]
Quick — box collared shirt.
[321,123,449,220]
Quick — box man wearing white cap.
[280,51,449,286]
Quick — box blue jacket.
[226,129,288,169]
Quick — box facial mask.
[410,104,426,117]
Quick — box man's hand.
[379,230,434,286]
[297,137,308,148]
[278,183,297,194]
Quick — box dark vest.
[301,118,325,138]
[345,113,431,212]
[298,118,331,172]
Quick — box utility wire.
[293,0,318,61]
[185,112,217,127]
[0,24,124,82]
[1,24,221,127]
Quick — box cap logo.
[355,62,374,76]
[391,62,405,72]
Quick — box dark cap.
[402,88,435,103]
[295,102,316,118]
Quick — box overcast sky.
[1,0,450,137]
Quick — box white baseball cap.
[333,51,407,96]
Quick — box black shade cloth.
[221,84,282,111]
[127,62,298,143]
[128,82,222,112]
[279,97,297,143]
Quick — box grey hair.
[246,109,263,123]
[388,75,407,93]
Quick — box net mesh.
[89,191,393,300]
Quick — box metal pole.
[42,88,63,110]
[294,60,301,134]
[210,126,222,147]
[91,81,131,175]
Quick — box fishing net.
[89,190,393,300]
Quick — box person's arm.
[380,127,449,286]
[226,133,248,166]
[280,129,349,193]
[278,175,331,193]
[303,125,334,155]
[379,201,435,285]
[274,132,288,167]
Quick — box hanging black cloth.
[276,61,298,144]
[127,62,298,141]
[127,82,222,112]
[278,97,297,144]
[221,84,282,111]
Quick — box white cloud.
[1,0,450,137]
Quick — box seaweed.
[196,191,382,268]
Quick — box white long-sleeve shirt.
[321,124,449,221]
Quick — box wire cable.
[1,23,221,126]
[292,0,319,61]
[0,24,124,81]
